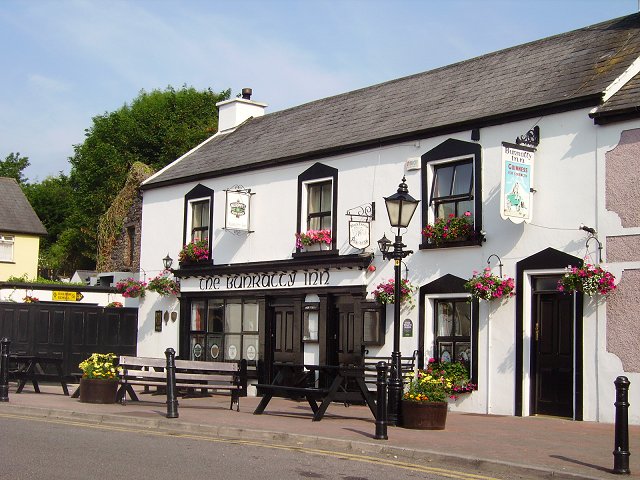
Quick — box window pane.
[225,302,242,332]
[439,342,453,362]
[308,217,321,230]
[457,200,474,217]
[224,334,241,361]
[363,311,380,343]
[190,334,205,360]
[207,334,223,361]
[243,302,258,332]
[303,311,319,341]
[433,165,454,198]
[455,302,471,336]
[452,162,473,195]
[437,302,454,336]
[308,184,322,214]
[321,183,332,211]
[455,342,471,364]
[207,300,224,332]
[243,334,259,362]
[436,202,455,220]
[190,301,206,331]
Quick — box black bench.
[9,355,69,396]
[117,356,247,411]
[363,350,419,390]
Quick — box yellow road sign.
[52,291,84,302]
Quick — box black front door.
[334,303,364,366]
[532,278,574,418]
[273,305,302,364]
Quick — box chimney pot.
[241,88,252,100]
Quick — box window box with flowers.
[115,278,146,298]
[147,272,180,296]
[464,267,515,301]
[373,278,416,309]
[420,212,485,249]
[402,358,475,430]
[178,239,210,265]
[557,264,617,297]
[295,229,333,253]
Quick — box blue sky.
[0,0,636,181]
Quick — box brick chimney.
[216,88,267,133]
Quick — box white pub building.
[137,13,640,423]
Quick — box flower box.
[295,229,332,250]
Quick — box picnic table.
[9,354,69,396]
[253,362,376,421]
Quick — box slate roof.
[0,177,47,235]
[145,13,640,189]
[591,73,640,121]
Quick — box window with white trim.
[430,159,474,220]
[434,298,471,364]
[183,184,214,260]
[0,235,14,262]
[296,163,338,252]
[306,180,332,230]
[189,199,210,242]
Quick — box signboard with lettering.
[52,291,84,302]
[402,319,413,337]
[180,268,366,293]
[500,142,535,224]
[348,220,370,249]
[225,189,252,231]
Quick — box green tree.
[59,85,230,273]
[0,152,30,184]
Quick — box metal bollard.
[613,376,631,474]
[375,361,388,440]
[165,348,179,418]
[0,338,9,402]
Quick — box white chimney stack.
[216,87,267,133]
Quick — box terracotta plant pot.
[79,378,118,404]
[401,400,448,430]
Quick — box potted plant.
[402,358,475,429]
[147,272,180,296]
[78,353,121,404]
[114,278,146,298]
[295,229,332,251]
[23,295,39,303]
[422,212,477,246]
[464,267,515,301]
[105,301,123,308]
[373,278,416,308]
[557,264,617,296]
[178,238,210,264]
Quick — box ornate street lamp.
[379,176,419,426]
[162,254,174,270]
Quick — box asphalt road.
[0,414,508,480]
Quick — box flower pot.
[401,400,448,430]
[79,378,118,404]
[303,243,330,252]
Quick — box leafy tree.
[58,85,230,273]
[0,152,30,184]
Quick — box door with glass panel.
[188,299,259,366]
[434,299,471,366]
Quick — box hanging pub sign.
[500,142,535,224]
[349,221,370,249]
[224,186,253,232]
[346,202,375,249]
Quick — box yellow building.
[0,178,47,281]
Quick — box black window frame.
[433,298,472,366]
[183,184,214,262]
[420,139,483,250]
[306,180,333,231]
[430,158,475,220]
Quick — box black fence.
[0,302,137,378]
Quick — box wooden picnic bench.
[117,356,247,411]
[9,355,70,396]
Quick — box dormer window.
[190,199,210,242]
[307,180,332,230]
[183,184,214,261]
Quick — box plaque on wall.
[155,311,162,332]
[402,319,413,337]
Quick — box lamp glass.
[384,195,419,228]
[163,254,173,270]
[377,234,391,254]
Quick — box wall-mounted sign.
[402,319,413,337]
[224,187,253,232]
[500,142,535,224]
[155,311,163,332]
[349,221,370,249]
[52,291,84,302]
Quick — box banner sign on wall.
[500,142,535,224]
[224,188,253,232]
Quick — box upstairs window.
[183,184,214,260]
[421,139,482,248]
[0,234,14,262]
[307,180,332,230]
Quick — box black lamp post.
[378,176,419,426]
[163,254,173,270]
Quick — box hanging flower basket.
[147,272,180,296]
[557,264,617,296]
[178,239,210,263]
[373,278,416,308]
[114,278,146,298]
[464,267,515,301]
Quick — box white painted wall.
[138,106,640,423]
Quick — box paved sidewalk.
[0,383,638,480]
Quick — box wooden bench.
[363,350,419,391]
[117,356,247,411]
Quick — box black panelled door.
[273,305,301,364]
[532,288,574,418]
